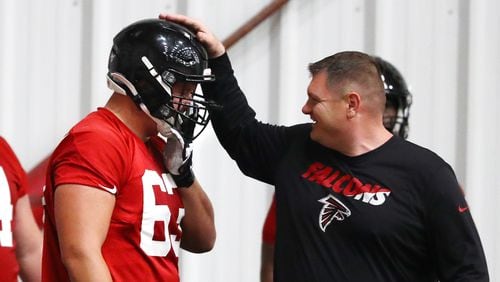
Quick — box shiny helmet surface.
[107,18,216,140]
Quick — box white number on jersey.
[140,170,183,257]
[0,167,14,247]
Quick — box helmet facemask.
[138,55,213,141]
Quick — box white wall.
[0,0,498,281]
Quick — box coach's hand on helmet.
[159,13,226,58]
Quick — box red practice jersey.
[42,108,185,281]
[0,137,28,282]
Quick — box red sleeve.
[262,195,277,244]
[51,129,129,194]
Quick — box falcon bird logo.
[318,194,351,232]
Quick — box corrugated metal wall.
[0,0,498,281]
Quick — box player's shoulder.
[72,108,121,134]
[0,135,7,147]
[0,136,14,156]
[71,108,133,143]
[55,108,133,157]
[0,136,22,168]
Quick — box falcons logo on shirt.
[318,194,351,232]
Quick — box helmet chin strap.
[138,103,177,138]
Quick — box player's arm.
[260,242,274,282]
[178,179,215,253]
[260,197,276,282]
[54,184,115,282]
[160,124,215,253]
[14,195,42,282]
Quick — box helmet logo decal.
[167,45,200,67]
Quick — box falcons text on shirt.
[301,161,391,206]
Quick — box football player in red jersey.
[259,57,413,282]
[0,136,42,282]
[42,19,216,282]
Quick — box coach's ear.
[345,92,360,119]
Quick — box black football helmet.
[107,18,216,141]
[374,57,413,139]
